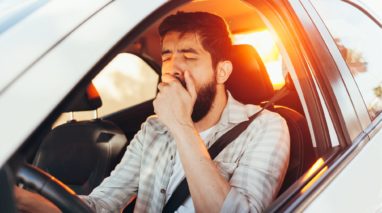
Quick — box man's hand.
[153,70,197,132]
[14,186,61,213]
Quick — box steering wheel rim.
[16,164,93,213]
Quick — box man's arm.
[171,112,290,213]
[154,70,230,212]
[154,71,289,212]
[220,113,290,212]
[171,124,231,212]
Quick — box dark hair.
[158,11,232,68]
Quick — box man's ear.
[216,60,233,84]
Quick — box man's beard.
[178,77,216,122]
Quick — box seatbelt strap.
[162,86,290,213]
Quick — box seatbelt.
[162,86,290,213]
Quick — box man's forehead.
[162,32,204,51]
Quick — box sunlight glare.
[233,30,285,89]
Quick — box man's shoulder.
[228,93,285,124]
[142,115,168,134]
[241,102,284,119]
[242,103,287,128]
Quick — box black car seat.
[33,83,128,195]
[227,44,316,195]
[274,73,305,116]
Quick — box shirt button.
[160,188,166,194]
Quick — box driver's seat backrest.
[226,44,275,104]
[227,44,316,195]
[33,83,128,195]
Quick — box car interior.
[33,83,128,195]
[2,0,333,212]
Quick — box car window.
[93,53,158,115]
[311,0,382,120]
[53,53,159,127]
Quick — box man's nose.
[166,57,183,78]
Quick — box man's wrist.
[169,119,196,140]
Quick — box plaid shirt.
[81,93,290,213]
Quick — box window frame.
[295,0,367,143]
[305,0,375,133]
[263,0,370,210]
[309,0,382,127]
[249,0,339,152]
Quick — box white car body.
[0,0,381,212]
[0,0,165,165]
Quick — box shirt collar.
[217,91,251,126]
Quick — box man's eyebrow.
[161,48,199,55]
[179,48,198,54]
[161,49,171,55]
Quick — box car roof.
[0,0,166,167]
[0,0,114,93]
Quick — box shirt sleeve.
[220,112,290,213]
[79,120,150,213]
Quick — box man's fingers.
[161,73,178,84]
[184,70,197,99]
[157,82,169,92]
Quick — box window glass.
[93,53,158,115]
[53,53,158,127]
[312,0,382,119]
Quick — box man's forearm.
[172,124,231,213]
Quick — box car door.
[266,0,382,211]
[300,0,382,212]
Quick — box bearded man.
[15,11,290,213]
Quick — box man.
[15,11,290,212]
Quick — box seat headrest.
[65,83,102,112]
[226,44,275,105]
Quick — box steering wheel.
[16,164,93,213]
